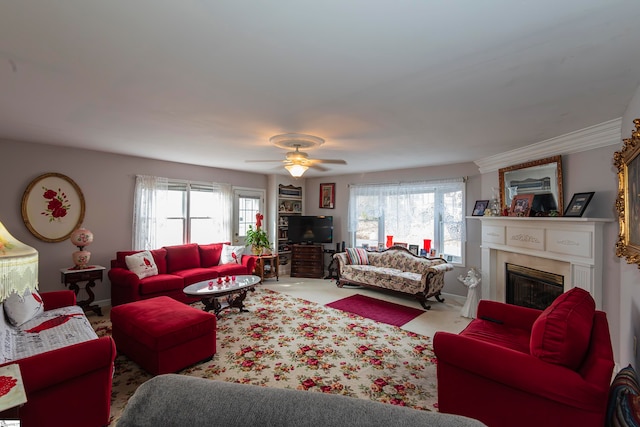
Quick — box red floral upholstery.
[434,290,614,427]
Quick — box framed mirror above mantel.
[499,155,564,216]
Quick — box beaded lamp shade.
[0,220,38,301]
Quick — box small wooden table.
[254,254,279,282]
[60,265,105,316]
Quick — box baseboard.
[441,292,466,305]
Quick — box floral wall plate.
[21,172,85,242]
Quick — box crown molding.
[475,118,622,174]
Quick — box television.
[288,216,333,244]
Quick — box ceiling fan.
[246,133,347,177]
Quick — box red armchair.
[434,287,614,427]
[0,291,116,427]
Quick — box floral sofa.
[0,290,116,427]
[334,246,454,309]
[109,242,257,306]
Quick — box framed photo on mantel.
[509,194,534,217]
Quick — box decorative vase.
[72,250,91,269]
[70,228,94,247]
[423,239,431,252]
[386,235,394,248]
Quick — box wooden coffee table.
[183,275,261,317]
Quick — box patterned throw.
[91,288,439,426]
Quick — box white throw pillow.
[125,250,159,279]
[219,244,244,265]
[4,290,44,327]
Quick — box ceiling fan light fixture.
[285,164,308,178]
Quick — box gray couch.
[117,375,486,427]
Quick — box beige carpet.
[92,286,453,425]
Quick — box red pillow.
[199,243,227,267]
[530,287,595,370]
[164,244,200,272]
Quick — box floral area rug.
[90,288,439,426]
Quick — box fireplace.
[478,217,610,309]
[505,263,563,310]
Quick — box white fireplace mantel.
[474,216,613,309]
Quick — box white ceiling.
[2,1,640,177]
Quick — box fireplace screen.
[505,263,563,310]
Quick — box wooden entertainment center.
[290,244,324,278]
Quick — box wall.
[0,139,267,304]
[304,162,482,297]
[620,85,640,368]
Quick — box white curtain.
[132,175,169,250]
[213,183,232,242]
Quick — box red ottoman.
[111,296,216,375]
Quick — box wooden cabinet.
[291,244,323,278]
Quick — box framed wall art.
[319,183,335,209]
[614,118,640,267]
[21,173,85,242]
[499,155,563,215]
[509,194,534,217]
[564,192,595,217]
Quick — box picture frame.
[564,192,595,217]
[319,183,335,209]
[408,244,419,255]
[509,193,535,217]
[21,172,85,242]
[472,200,489,216]
[377,242,385,252]
[614,118,640,266]
[499,155,563,215]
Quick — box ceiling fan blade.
[310,159,347,165]
[309,164,329,172]
[245,159,286,163]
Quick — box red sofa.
[109,242,257,306]
[0,291,116,427]
[434,287,614,427]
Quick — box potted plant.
[245,213,271,256]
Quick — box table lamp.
[0,220,39,301]
[70,227,93,269]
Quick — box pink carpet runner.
[326,294,424,327]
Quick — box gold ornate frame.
[614,118,640,267]
[21,172,85,242]
[499,155,563,215]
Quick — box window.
[233,188,265,244]
[133,175,232,250]
[347,179,465,264]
